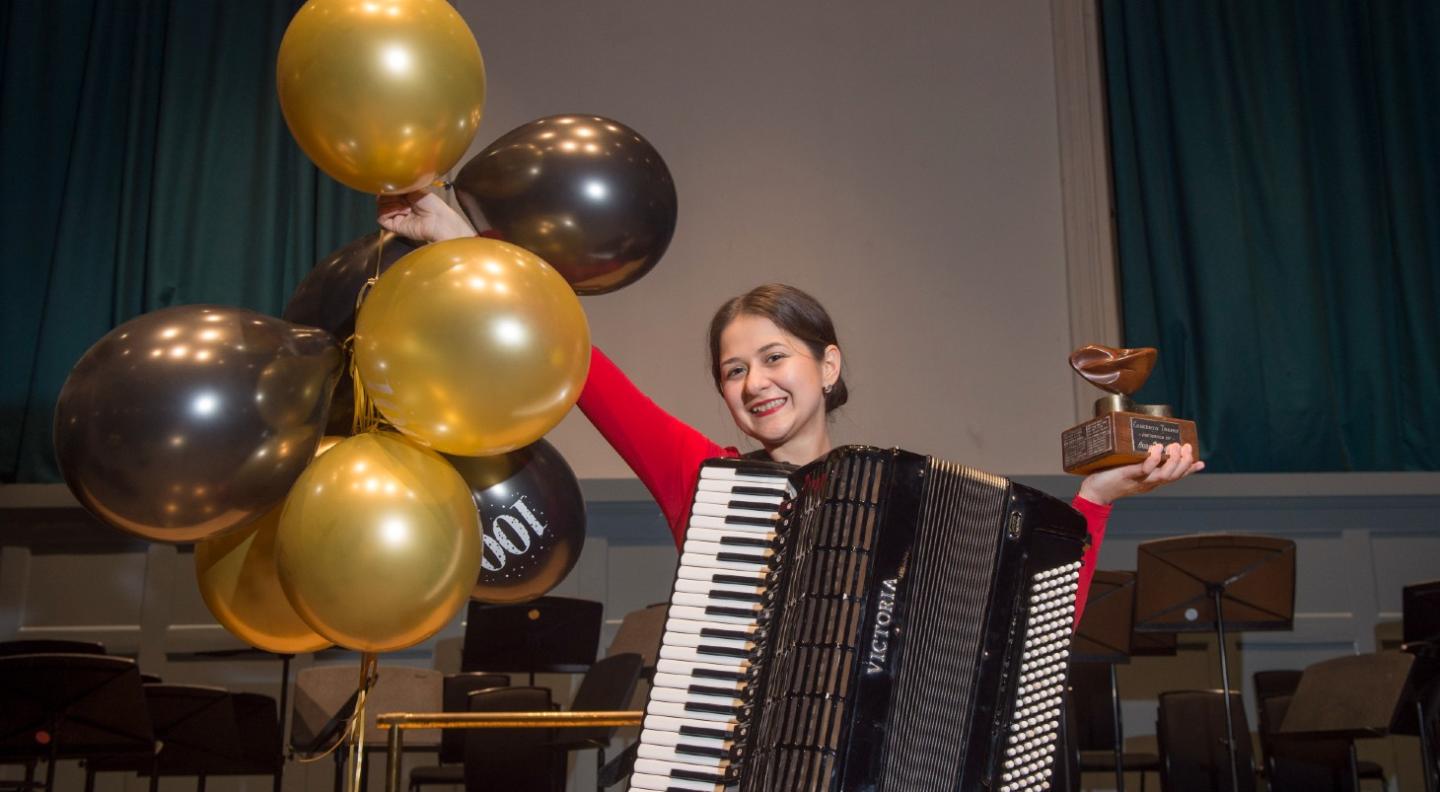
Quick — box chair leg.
[596,746,607,792]
[197,773,207,792]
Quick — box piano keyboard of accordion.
[631,446,1088,792]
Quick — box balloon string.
[344,653,379,792]
[348,249,383,436]
[293,653,380,766]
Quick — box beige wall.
[454,0,1079,476]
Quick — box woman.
[378,192,1204,617]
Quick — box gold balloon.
[274,432,481,652]
[354,238,591,456]
[195,502,333,654]
[276,0,487,195]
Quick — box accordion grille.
[878,460,1008,789]
[743,451,885,791]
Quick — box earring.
[823,384,834,395]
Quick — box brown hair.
[707,283,848,412]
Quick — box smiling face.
[717,313,841,464]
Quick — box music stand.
[1280,652,1419,790]
[0,654,154,792]
[1072,570,1135,792]
[462,597,603,684]
[1135,534,1296,792]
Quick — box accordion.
[630,445,1088,792]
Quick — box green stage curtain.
[1,0,375,482]
[1103,0,1440,471]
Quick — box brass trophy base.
[1062,408,1199,475]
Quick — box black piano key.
[671,767,727,783]
[719,535,775,548]
[685,701,741,716]
[700,627,753,641]
[688,683,741,698]
[727,499,780,512]
[724,514,776,528]
[709,589,764,603]
[716,551,767,564]
[705,604,760,619]
[698,644,752,659]
[730,485,787,498]
[711,573,763,586]
[679,724,733,740]
[692,667,746,682]
[676,743,729,759]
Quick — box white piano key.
[634,757,729,784]
[669,591,762,616]
[638,742,732,769]
[640,727,731,753]
[678,552,769,574]
[687,514,777,534]
[693,489,784,506]
[698,467,790,484]
[655,658,751,681]
[628,771,726,792]
[660,643,750,667]
[691,500,782,519]
[667,604,758,627]
[673,576,766,598]
[663,616,758,637]
[676,564,768,583]
[642,714,736,741]
[648,686,743,710]
[682,538,772,560]
[683,526,777,546]
[646,699,737,722]
[651,672,746,696]
[660,630,753,654]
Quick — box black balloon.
[53,305,342,543]
[454,115,677,295]
[445,440,586,604]
[282,231,420,435]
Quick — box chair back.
[463,686,564,792]
[1252,669,1302,707]
[462,597,602,673]
[230,692,283,775]
[140,684,243,775]
[439,673,511,763]
[566,653,642,745]
[606,604,667,671]
[1067,662,1117,751]
[291,664,443,751]
[0,640,105,657]
[1260,695,1356,792]
[1156,689,1255,792]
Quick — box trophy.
[1061,344,1199,474]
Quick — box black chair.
[547,653,643,792]
[409,673,511,791]
[1253,669,1384,789]
[231,692,284,788]
[85,684,242,791]
[463,686,565,792]
[0,641,105,657]
[1156,689,1256,792]
[1069,663,1159,790]
[1260,694,1356,792]
[462,597,604,680]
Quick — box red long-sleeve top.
[576,346,1110,621]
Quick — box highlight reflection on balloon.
[447,440,586,605]
[276,0,487,194]
[353,238,590,456]
[283,231,421,435]
[454,115,677,294]
[53,306,342,543]
[275,432,481,652]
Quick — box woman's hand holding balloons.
[378,191,475,243]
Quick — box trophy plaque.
[1061,344,1199,474]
